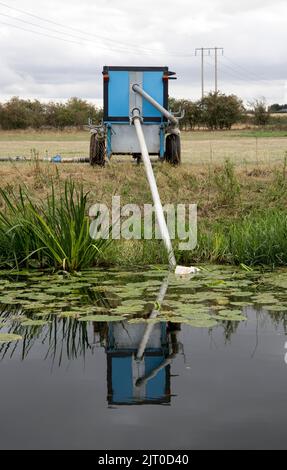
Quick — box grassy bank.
[0,158,287,269]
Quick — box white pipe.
[132,84,178,126]
[132,109,177,270]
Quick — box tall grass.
[189,209,287,266]
[0,181,111,271]
[228,210,287,266]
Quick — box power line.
[0,12,147,55]
[195,47,223,98]
[223,55,269,82]
[0,20,85,46]
[0,1,173,56]
[221,58,275,84]
[0,1,130,46]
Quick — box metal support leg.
[107,125,112,160]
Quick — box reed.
[0,181,111,271]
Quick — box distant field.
[0,129,286,166]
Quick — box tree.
[200,92,245,130]
[251,98,270,126]
[0,97,32,129]
[169,98,202,130]
[268,103,287,113]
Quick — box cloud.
[0,0,286,104]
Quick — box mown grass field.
[0,129,287,167]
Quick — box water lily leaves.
[121,299,147,307]
[59,312,80,319]
[90,286,109,293]
[111,303,146,314]
[252,294,277,304]
[16,293,56,301]
[22,303,51,310]
[217,309,243,315]
[0,265,285,333]
[21,320,50,327]
[262,272,287,289]
[0,296,21,305]
[173,304,211,316]
[10,315,29,323]
[35,311,61,317]
[128,318,159,324]
[165,313,214,323]
[78,315,125,322]
[262,305,287,312]
[0,333,22,343]
[229,291,254,297]
[216,309,247,321]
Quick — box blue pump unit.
[88,66,179,164]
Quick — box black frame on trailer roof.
[103,66,169,122]
[103,66,169,72]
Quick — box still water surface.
[0,267,286,449]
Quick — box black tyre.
[165,134,181,165]
[90,133,106,166]
[132,153,141,165]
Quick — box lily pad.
[263,305,287,312]
[21,320,50,327]
[78,315,125,322]
[166,317,218,327]
[0,333,22,343]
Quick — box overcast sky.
[0,0,286,106]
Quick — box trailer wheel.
[90,133,106,166]
[165,134,181,165]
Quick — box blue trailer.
[89,66,182,166]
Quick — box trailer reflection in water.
[104,320,181,406]
[94,274,181,406]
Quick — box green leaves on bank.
[0,181,111,271]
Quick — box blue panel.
[145,356,166,399]
[143,72,164,119]
[108,71,129,117]
[111,357,133,403]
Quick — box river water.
[0,267,286,449]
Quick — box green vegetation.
[190,209,287,266]
[0,153,287,269]
[0,97,103,130]
[252,98,271,126]
[170,92,245,130]
[0,181,110,271]
[1,95,287,132]
[170,94,287,131]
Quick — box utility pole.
[195,47,224,97]
[215,47,218,92]
[201,47,204,100]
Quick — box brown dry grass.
[0,158,284,222]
